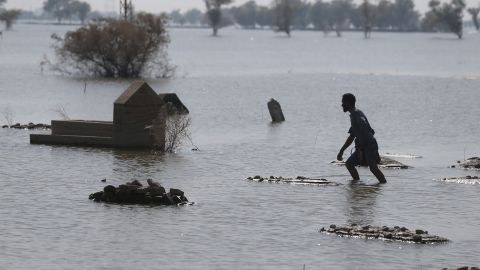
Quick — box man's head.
[341,93,356,112]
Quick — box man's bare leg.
[346,162,360,181]
[369,165,387,183]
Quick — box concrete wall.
[52,120,113,137]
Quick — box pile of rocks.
[331,156,409,169]
[247,175,340,186]
[457,157,480,169]
[319,224,449,244]
[89,179,191,206]
[2,123,51,130]
[442,267,480,270]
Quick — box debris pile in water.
[2,123,51,130]
[247,175,340,186]
[89,179,192,205]
[319,224,449,244]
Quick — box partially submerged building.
[30,81,188,150]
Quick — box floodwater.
[0,24,479,270]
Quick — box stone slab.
[51,120,113,137]
[320,224,449,244]
[331,156,409,169]
[436,176,480,185]
[30,134,113,147]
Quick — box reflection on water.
[111,149,166,180]
[345,183,382,225]
[112,149,165,165]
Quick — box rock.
[253,175,261,180]
[379,157,409,169]
[457,157,480,169]
[103,185,116,193]
[471,267,480,270]
[145,186,166,196]
[127,180,143,187]
[3,122,50,130]
[457,267,469,270]
[412,234,422,242]
[103,185,117,202]
[267,98,285,123]
[101,178,106,182]
[320,224,449,244]
[89,191,103,202]
[172,195,184,204]
[170,188,184,197]
[438,176,480,185]
[147,178,160,187]
[89,180,190,205]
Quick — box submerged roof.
[158,93,189,114]
[114,81,162,106]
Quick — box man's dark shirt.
[348,108,375,149]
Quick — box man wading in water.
[337,93,387,184]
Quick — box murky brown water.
[0,24,479,270]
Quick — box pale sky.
[4,0,479,14]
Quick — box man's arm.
[337,134,354,161]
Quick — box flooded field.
[0,24,479,269]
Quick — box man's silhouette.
[337,93,387,184]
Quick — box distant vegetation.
[0,0,20,30]
[427,0,466,38]
[1,0,479,38]
[43,0,91,24]
[167,0,480,38]
[205,0,233,36]
[49,12,173,78]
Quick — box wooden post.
[267,98,285,123]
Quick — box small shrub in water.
[49,13,174,78]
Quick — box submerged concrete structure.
[30,81,188,150]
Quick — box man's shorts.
[346,142,381,167]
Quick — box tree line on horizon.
[0,0,21,30]
[1,0,479,39]
[169,0,480,39]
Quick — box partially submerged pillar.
[267,98,285,123]
[113,81,165,148]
